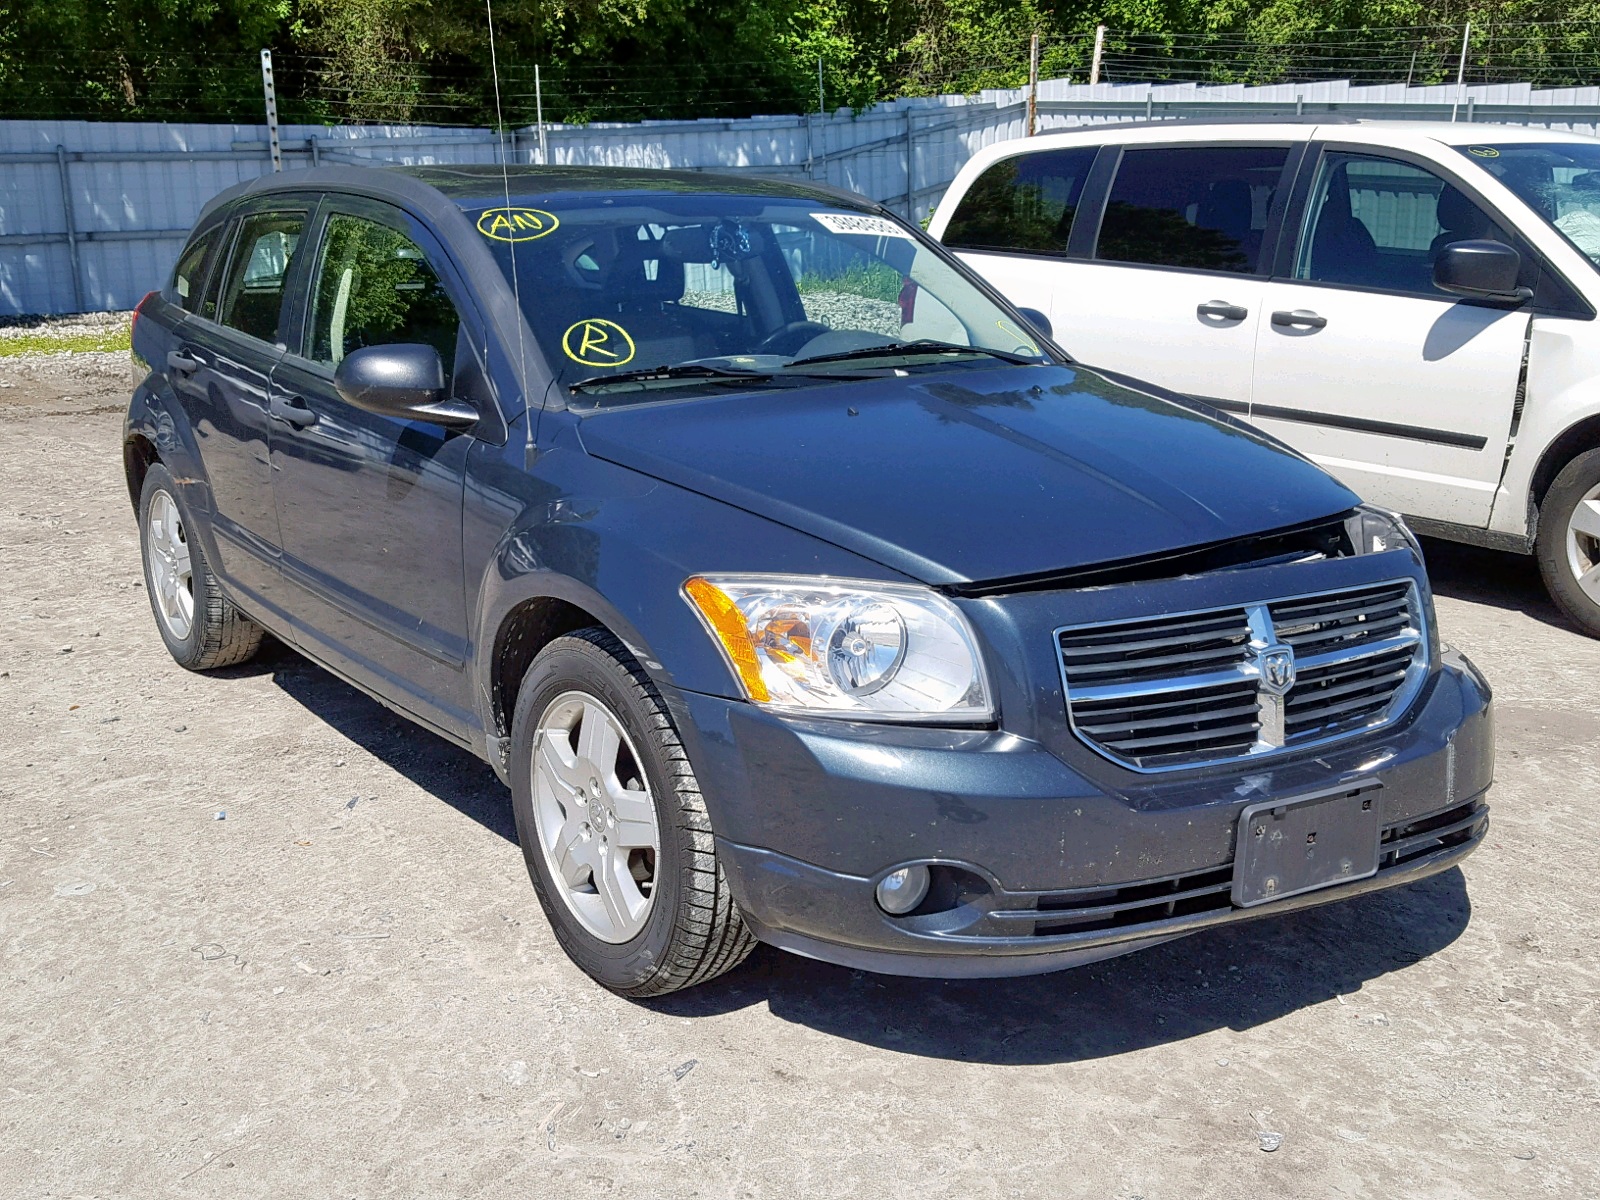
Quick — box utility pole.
[1090,24,1106,87]
[1451,23,1471,123]
[1026,32,1040,135]
[818,56,825,115]
[260,49,282,172]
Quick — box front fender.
[464,431,911,746]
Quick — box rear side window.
[171,227,219,312]
[214,211,305,344]
[306,212,461,382]
[943,147,1098,254]
[1096,146,1291,274]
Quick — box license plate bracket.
[1231,781,1382,908]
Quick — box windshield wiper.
[568,363,776,394]
[788,339,1041,368]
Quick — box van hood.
[575,363,1359,586]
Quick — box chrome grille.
[1058,580,1425,771]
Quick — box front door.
[169,206,308,611]
[1250,150,1526,526]
[269,200,479,737]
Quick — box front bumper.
[678,648,1492,978]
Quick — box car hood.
[575,363,1360,586]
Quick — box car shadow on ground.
[245,602,1473,1067]
[1419,535,1576,633]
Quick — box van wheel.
[508,628,755,996]
[1537,447,1600,637]
[138,463,264,670]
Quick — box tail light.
[897,279,918,325]
[130,290,158,345]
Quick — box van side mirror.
[333,343,478,428]
[1014,307,1053,339]
[1433,240,1532,304]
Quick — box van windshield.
[1459,142,1600,269]
[466,193,1050,396]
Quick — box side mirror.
[333,343,478,428]
[1014,306,1053,339]
[1433,240,1532,304]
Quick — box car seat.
[1196,178,1260,267]
[1307,164,1381,286]
[1428,187,1492,261]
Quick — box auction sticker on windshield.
[811,212,914,239]
[477,207,560,242]
[562,318,636,367]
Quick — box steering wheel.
[754,321,830,356]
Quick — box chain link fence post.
[260,49,282,171]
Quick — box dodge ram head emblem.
[1256,645,1297,696]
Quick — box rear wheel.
[1537,447,1600,638]
[138,463,264,670]
[509,628,755,996]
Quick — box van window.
[1096,145,1290,274]
[214,212,305,343]
[1295,152,1511,295]
[171,227,219,313]
[942,147,1098,255]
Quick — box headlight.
[1345,505,1424,560]
[682,574,993,721]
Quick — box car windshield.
[466,192,1050,397]
[1459,142,1600,270]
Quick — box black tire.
[1537,447,1600,638]
[137,463,265,670]
[509,628,755,996]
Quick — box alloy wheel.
[1565,482,1600,606]
[530,690,661,943]
[146,490,194,641]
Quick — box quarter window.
[214,212,305,343]
[1096,145,1290,274]
[1295,152,1512,295]
[307,213,461,380]
[943,147,1099,255]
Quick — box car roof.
[201,162,883,226]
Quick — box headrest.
[1436,187,1484,235]
[662,225,715,263]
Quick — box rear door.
[167,201,311,612]
[268,196,487,737]
[1044,141,1300,410]
[1249,146,1527,525]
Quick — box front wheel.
[1537,447,1600,638]
[509,628,755,996]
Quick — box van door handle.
[1271,309,1328,330]
[166,350,199,375]
[1197,300,1249,321]
[269,394,318,429]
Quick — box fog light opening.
[875,864,931,916]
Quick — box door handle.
[1271,309,1328,330]
[1197,300,1249,322]
[166,350,199,375]
[269,394,318,429]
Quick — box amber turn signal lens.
[683,576,770,702]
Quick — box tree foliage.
[3,0,1600,124]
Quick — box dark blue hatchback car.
[125,165,1492,995]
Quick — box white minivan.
[930,120,1600,635]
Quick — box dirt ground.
[2,349,1596,1200]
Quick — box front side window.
[1096,145,1290,274]
[1295,152,1510,295]
[1457,141,1600,271]
[943,147,1099,255]
[214,211,305,343]
[306,212,461,380]
[470,196,1051,399]
[171,227,219,313]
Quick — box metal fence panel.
[4,79,1600,316]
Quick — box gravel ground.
[1,354,1596,1199]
